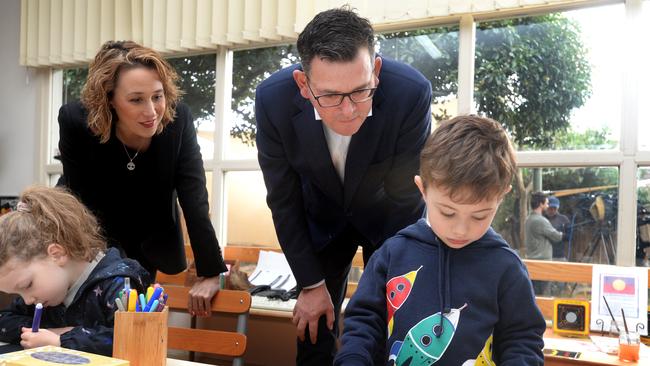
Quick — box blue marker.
[32,303,43,332]
[144,287,163,312]
[139,293,147,312]
[148,300,159,312]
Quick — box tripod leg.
[605,232,616,264]
[578,230,598,262]
[583,230,602,263]
[599,232,610,264]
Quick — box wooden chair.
[158,270,252,366]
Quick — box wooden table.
[544,328,649,365]
[167,358,216,366]
[0,343,215,366]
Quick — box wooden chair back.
[158,269,252,366]
[224,245,650,321]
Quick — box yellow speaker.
[553,298,590,337]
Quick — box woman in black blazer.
[57,40,227,316]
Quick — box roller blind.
[20,0,592,67]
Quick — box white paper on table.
[248,250,297,291]
[590,264,648,336]
[589,335,618,355]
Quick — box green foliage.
[637,168,650,206]
[551,127,616,150]
[379,14,592,150]
[475,14,592,149]
[62,68,88,104]
[230,46,299,145]
[168,54,217,129]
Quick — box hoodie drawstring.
[435,240,451,338]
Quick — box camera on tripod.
[574,194,617,264]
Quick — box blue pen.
[32,303,43,332]
[139,293,147,312]
[148,300,159,312]
[144,287,163,312]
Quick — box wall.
[0,0,43,195]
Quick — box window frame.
[39,0,646,266]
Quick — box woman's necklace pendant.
[122,142,140,171]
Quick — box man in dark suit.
[255,7,431,365]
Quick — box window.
[225,171,278,247]
[637,167,650,267]
[54,67,88,163]
[492,166,619,297]
[62,67,87,105]
[493,167,619,264]
[43,2,648,285]
[378,26,460,120]
[228,45,299,160]
[167,54,217,158]
[475,4,624,151]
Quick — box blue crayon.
[32,303,43,332]
[144,287,163,312]
[148,300,159,312]
[139,293,147,312]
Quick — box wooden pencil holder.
[112,307,168,366]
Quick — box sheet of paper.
[248,250,297,291]
[543,337,600,353]
[589,335,618,355]
[590,264,648,336]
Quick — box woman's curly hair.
[81,40,181,143]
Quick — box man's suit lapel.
[292,94,344,206]
[343,89,386,211]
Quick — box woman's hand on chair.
[188,275,221,316]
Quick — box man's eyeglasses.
[306,77,378,108]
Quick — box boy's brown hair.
[419,115,517,203]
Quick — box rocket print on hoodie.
[386,266,422,337]
[389,304,468,366]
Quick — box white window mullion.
[615,0,643,266]
[38,68,58,185]
[516,150,624,167]
[617,157,638,266]
[457,14,475,115]
[212,46,233,246]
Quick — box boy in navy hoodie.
[335,116,545,365]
